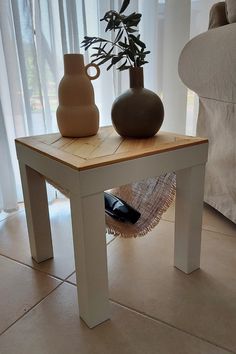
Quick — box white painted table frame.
[16,140,208,328]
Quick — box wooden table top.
[15,126,208,171]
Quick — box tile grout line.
[0,274,80,337]
[1,273,236,354]
[201,226,236,239]
[0,253,67,282]
[0,281,64,337]
[58,279,236,354]
[1,204,235,239]
[1,205,235,349]
[63,270,75,283]
[0,233,116,281]
[203,230,236,240]
[0,238,115,337]
[0,251,79,336]
[0,208,25,223]
[63,270,77,282]
[106,234,118,246]
[161,216,236,239]
[109,298,236,354]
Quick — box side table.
[15,126,208,328]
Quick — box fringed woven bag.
[106,172,176,238]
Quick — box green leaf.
[91,43,108,55]
[119,65,130,71]
[90,53,103,58]
[106,62,114,71]
[83,44,92,51]
[118,41,129,48]
[125,49,135,62]
[126,27,138,33]
[82,36,92,41]
[117,59,127,70]
[128,38,139,53]
[91,55,105,63]
[114,18,122,27]
[111,56,123,65]
[101,10,116,22]
[139,61,148,66]
[123,13,141,25]
[97,56,114,66]
[107,46,114,55]
[115,29,123,43]
[103,11,122,31]
[93,46,102,50]
[129,34,146,49]
[105,19,115,31]
[119,0,130,14]
[91,52,113,63]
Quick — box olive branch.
[81,0,150,71]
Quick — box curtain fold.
[0,1,25,209]
[0,0,212,212]
[0,99,18,212]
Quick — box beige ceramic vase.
[56,54,100,137]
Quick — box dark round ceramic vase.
[111,67,164,138]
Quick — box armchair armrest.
[178,23,236,103]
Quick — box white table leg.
[174,164,205,274]
[70,192,110,328]
[19,162,53,263]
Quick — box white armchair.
[178,2,236,223]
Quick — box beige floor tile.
[202,204,236,236]
[106,233,116,244]
[0,199,115,280]
[0,282,231,354]
[0,201,75,279]
[0,203,24,222]
[106,220,236,352]
[161,201,175,222]
[66,272,76,285]
[162,202,236,237]
[0,255,60,334]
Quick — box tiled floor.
[0,199,235,354]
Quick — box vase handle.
[85,63,100,80]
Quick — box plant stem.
[95,37,133,67]
[118,19,133,66]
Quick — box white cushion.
[225,0,236,23]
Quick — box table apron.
[16,142,208,197]
[79,143,208,196]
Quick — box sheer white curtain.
[0,0,214,213]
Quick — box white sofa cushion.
[225,0,236,23]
